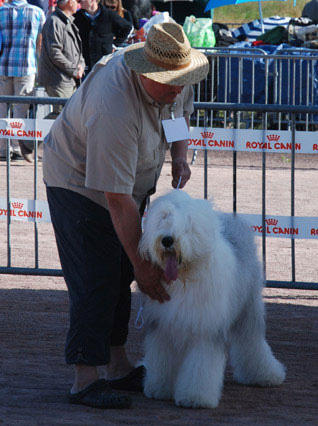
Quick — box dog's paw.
[237,361,286,387]
[144,385,173,401]
[175,395,219,409]
[254,367,286,387]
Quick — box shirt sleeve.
[85,111,140,194]
[39,9,46,29]
[111,11,133,46]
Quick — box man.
[43,22,209,409]
[74,0,132,74]
[0,0,45,162]
[38,0,85,120]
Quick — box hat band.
[145,51,191,71]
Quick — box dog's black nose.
[161,236,174,248]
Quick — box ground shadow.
[0,288,317,425]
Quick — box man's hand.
[171,157,191,189]
[76,64,84,79]
[170,116,191,189]
[134,259,170,304]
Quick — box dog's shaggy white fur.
[139,190,286,409]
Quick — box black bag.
[212,22,240,47]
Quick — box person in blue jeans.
[0,0,45,162]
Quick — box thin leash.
[134,295,144,329]
[135,175,182,330]
[176,175,182,190]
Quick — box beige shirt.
[43,48,194,210]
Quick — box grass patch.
[211,0,308,25]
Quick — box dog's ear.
[188,199,221,241]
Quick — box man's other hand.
[171,157,191,189]
[134,259,170,304]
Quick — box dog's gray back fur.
[220,212,263,279]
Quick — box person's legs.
[45,83,76,119]
[104,250,135,380]
[0,76,14,158]
[46,187,128,392]
[103,201,148,388]
[14,74,35,159]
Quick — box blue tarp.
[276,44,318,107]
[217,43,318,107]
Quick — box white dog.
[138,190,286,409]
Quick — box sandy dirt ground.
[0,153,317,425]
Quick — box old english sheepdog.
[138,190,286,409]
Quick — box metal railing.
[192,102,318,290]
[194,47,318,130]
[0,94,318,290]
[0,95,67,277]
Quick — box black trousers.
[46,187,135,366]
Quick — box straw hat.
[124,22,209,86]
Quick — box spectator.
[302,0,318,22]
[47,0,56,14]
[43,22,209,409]
[38,0,85,120]
[0,0,45,162]
[74,0,131,74]
[102,0,133,27]
[122,0,152,29]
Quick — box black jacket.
[123,9,133,27]
[74,6,131,72]
[122,0,152,29]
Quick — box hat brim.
[124,43,209,86]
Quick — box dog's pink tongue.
[164,253,178,282]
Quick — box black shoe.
[107,365,145,392]
[68,379,132,409]
[11,152,25,161]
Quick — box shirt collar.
[84,7,101,22]
[57,7,75,23]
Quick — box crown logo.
[265,218,278,226]
[11,202,23,209]
[201,131,214,139]
[266,134,280,142]
[10,121,23,129]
